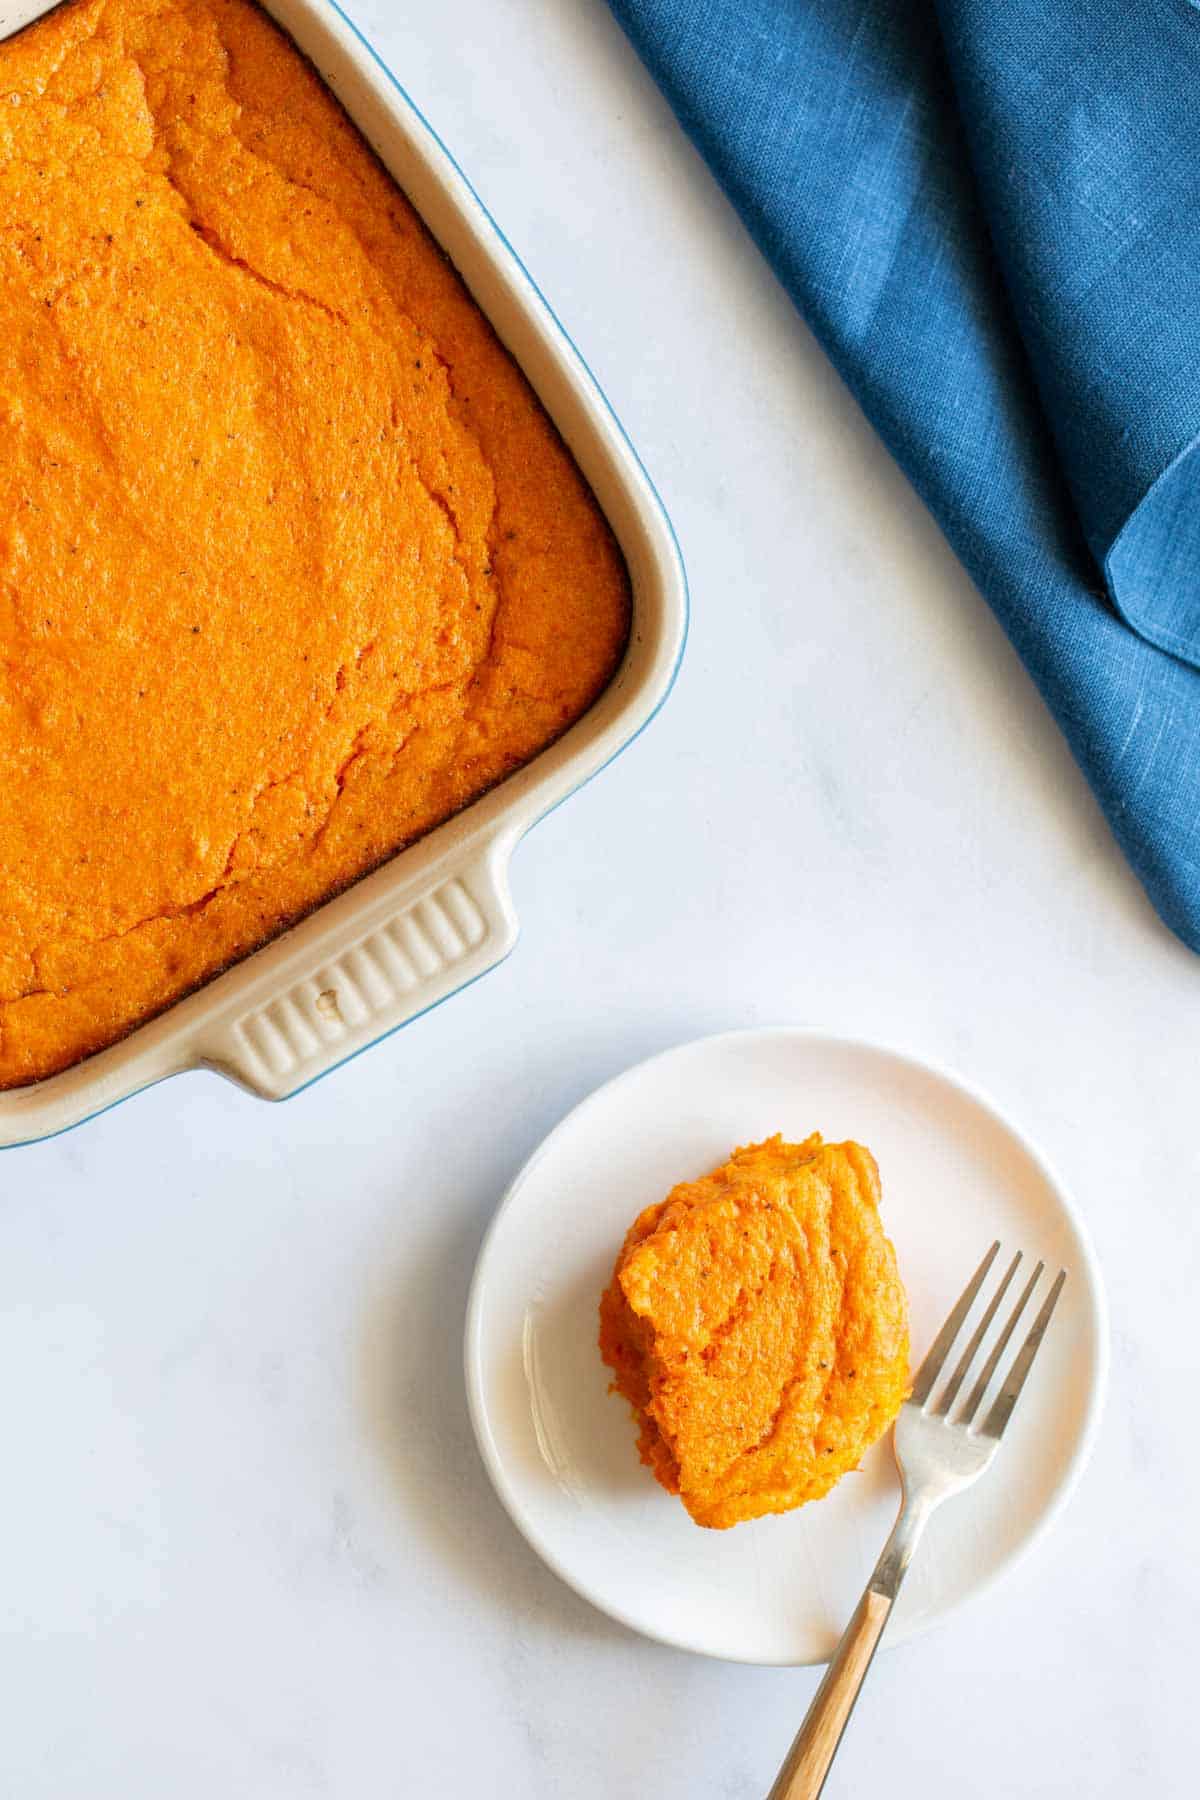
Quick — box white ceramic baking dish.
[0,0,687,1147]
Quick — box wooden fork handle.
[766,1494,931,1800]
[765,1587,893,1800]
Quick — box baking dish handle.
[191,833,520,1101]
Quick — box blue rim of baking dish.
[3,0,689,1149]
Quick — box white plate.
[464,1027,1108,1665]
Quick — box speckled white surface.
[2,1,1198,1794]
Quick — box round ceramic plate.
[464,1028,1108,1665]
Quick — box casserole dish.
[0,0,687,1147]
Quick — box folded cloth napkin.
[607,0,1200,951]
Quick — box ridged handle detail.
[195,850,516,1098]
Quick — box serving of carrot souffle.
[0,0,630,1087]
[599,1135,910,1528]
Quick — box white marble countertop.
[4,1,1199,1794]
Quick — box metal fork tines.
[867,1241,1068,1605]
[908,1240,1068,1439]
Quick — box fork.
[766,1242,1067,1800]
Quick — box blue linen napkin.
[606,0,1200,951]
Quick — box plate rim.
[463,1024,1111,1665]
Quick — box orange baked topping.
[599,1135,910,1528]
[0,0,629,1086]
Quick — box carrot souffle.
[599,1135,910,1529]
[0,0,629,1087]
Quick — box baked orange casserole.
[599,1135,909,1528]
[0,0,629,1087]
